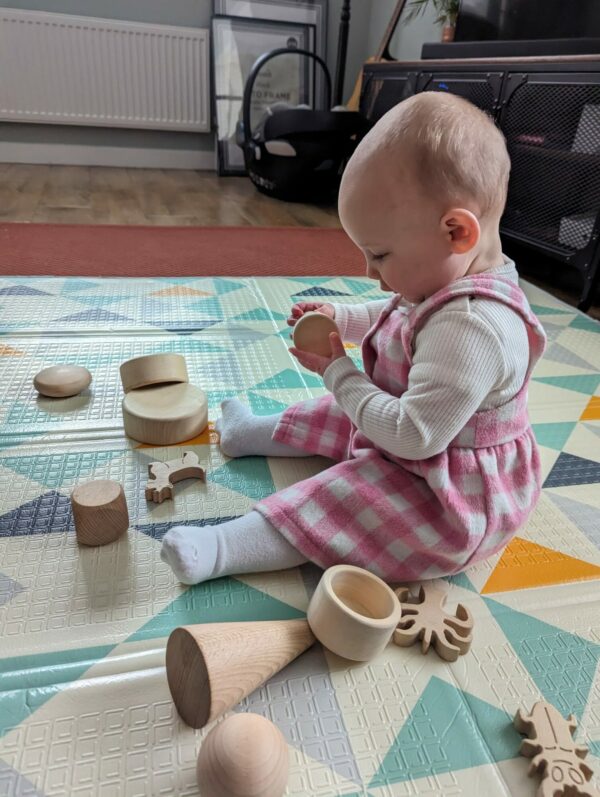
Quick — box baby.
[161,91,547,585]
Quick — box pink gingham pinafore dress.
[255,272,547,581]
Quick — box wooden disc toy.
[393,583,474,662]
[145,450,205,503]
[70,479,129,546]
[33,365,92,398]
[197,713,289,797]
[166,620,315,728]
[120,353,188,393]
[292,311,340,357]
[307,564,402,661]
[122,382,208,445]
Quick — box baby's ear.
[440,209,480,254]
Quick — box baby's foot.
[215,398,254,457]
[160,525,218,585]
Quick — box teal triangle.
[483,597,600,719]
[127,577,304,642]
[212,278,247,295]
[233,307,287,321]
[286,277,332,285]
[206,389,239,411]
[209,456,275,501]
[529,303,573,316]
[0,450,124,489]
[532,422,577,451]
[61,279,99,293]
[247,391,288,416]
[341,278,374,294]
[0,644,114,737]
[589,740,600,757]
[533,374,600,395]
[445,571,478,592]
[369,676,520,787]
[570,315,600,333]
[185,296,223,315]
[254,369,323,390]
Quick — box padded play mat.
[0,274,599,796]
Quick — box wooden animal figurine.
[33,364,92,398]
[197,713,289,797]
[145,450,205,503]
[514,701,596,797]
[166,619,315,729]
[120,353,208,446]
[70,479,129,546]
[393,582,474,661]
[307,564,403,661]
[292,311,340,357]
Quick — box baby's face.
[339,156,467,303]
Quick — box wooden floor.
[1,163,598,316]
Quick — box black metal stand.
[334,0,351,106]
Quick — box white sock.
[160,510,307,585]
[215,398,309,458]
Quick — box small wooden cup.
[307,565,402,661]
[71,480,129,546]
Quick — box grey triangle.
[0,571,25,606]
[0,759,47,796]
[583,422,600,440]
[236,643,362,785]
[548,492,600,549]
[539,321,567,343]
[545,342,597,371]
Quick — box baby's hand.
[287,302,335,327]
[290,332,347,377]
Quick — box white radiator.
[0,8,210,132]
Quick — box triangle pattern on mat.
[148,286,213,298]
[547,493,600,550]
[291,287,353,298]
[0,286,52,297]
[368,676,520,788]
[532,422,577,451]
[232,307,287,322]
[237,643,362,785]
[212,278,248,295]
[0,491,73,538]
[544,342,598,371]
[570,315,600,333]
[0,345,25,357]
[0,758,47,796]
[0,572,24,607]
[54,308,135,325]
[529,303,574,316]
[581,396,600,421]
[254,369,323,390]
[209,456,275,502]
[247,391,288,416]
[543,452,600,488]
[134,515,241,542]
[481,537,600,594]
[483,597,600,719]
[532,374,600,396]
[126,577,305,643]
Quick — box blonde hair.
[355,92,510,219]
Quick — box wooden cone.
[166,619,315,729]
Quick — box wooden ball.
[292,312,339,357]
[197,714,289,797]
[71,480,129,546]
[33,365,92,398]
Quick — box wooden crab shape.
[514,701,596,797]
[144,450,205,504]
[392,582,474,662]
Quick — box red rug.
[0,223,364,277]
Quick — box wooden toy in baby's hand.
[292,311,340,357]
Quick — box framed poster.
[212,16,314,175]
[213,0,328,103]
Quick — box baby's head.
[339,92,510,302]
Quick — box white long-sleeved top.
[324,261,530,460]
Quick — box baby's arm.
[323,309,508,459]
[330,299,391,344]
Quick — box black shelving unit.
[360,57,600,311]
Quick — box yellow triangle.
[148,286,213,298]
[581,395,600,421]
[481,536,600,593]
[0,344,25,356]
[135,422,219,449]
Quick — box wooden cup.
[71,479,129,546]
[307,565,402,661]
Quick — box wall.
[0,0,374,168]
[367,0,443,62]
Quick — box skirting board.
[0,142,217,170]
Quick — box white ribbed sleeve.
[323,291,530,461]
[331,299,391,343]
